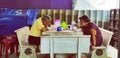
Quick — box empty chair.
[15,26,37,58]
[1,35,18,58]
[91,28,114,58]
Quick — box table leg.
[77,53,81,58]
[50,38,54,58]
[77,38,81,58]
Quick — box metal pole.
[117,9,120,58]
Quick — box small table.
[40,31,90,58]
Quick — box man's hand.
[48,23,52,27]
[41,27,47,32]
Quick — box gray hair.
[41,15,52,21]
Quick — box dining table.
[40,30,91,58]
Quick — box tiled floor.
[1,54,87,58]
[107,45,118,58]
[1,45,118,58]
[1,53,18,58]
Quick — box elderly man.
[28,15,52,52]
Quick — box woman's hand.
[90,45,95,51]
[74,23,82,28]
[75,23,79,28]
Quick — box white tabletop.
[41,30,88,37]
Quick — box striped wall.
[37,9,110,29]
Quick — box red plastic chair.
[0,35,4,57]
[1,35,19,58]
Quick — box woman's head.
[79,15,90,26]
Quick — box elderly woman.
[77,15,103,51]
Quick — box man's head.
[41,15,52,27]
[79,15,90,26]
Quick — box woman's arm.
[90,28,97,50]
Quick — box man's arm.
[41,27,47,32]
